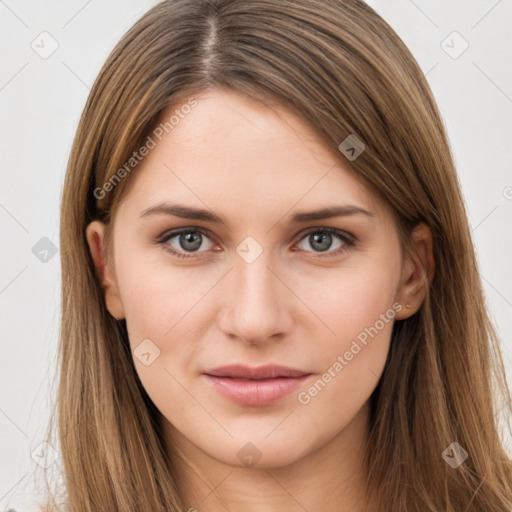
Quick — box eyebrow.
[140,203,375,225]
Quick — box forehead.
[115,88,384,222]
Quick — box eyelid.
[295,226,356,244]
[156,226,218,254]
[156,226,216,242]
[292,226,356,257]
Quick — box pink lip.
[203,365,312,406]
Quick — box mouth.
[203,364,312,406]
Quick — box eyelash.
[156,227,356,260]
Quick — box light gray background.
[1,0,511,508]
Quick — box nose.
[218,250,294,345]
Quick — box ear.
[85,220,125,320]
[394,222,435,320]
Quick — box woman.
[38,0,512,510]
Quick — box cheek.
[118,252,205,341]
[122,279,169,340]
[118,260,213,396]
[119,267,202,409]
[294,263,398,400]
[299,260,399,339]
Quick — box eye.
[157,228,217,258]
[156,226,356,260]
[295,227,355,257]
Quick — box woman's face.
[87,88,413,469]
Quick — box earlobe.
[395,222,435,320]
[85,220,125,320]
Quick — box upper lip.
[204,364,311,380]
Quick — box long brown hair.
[41,0,512,510]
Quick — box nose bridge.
[219,243,290,343]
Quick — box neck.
[163,401,378,512]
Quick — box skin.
[86,87,434,512]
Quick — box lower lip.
[203,374,311,406]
